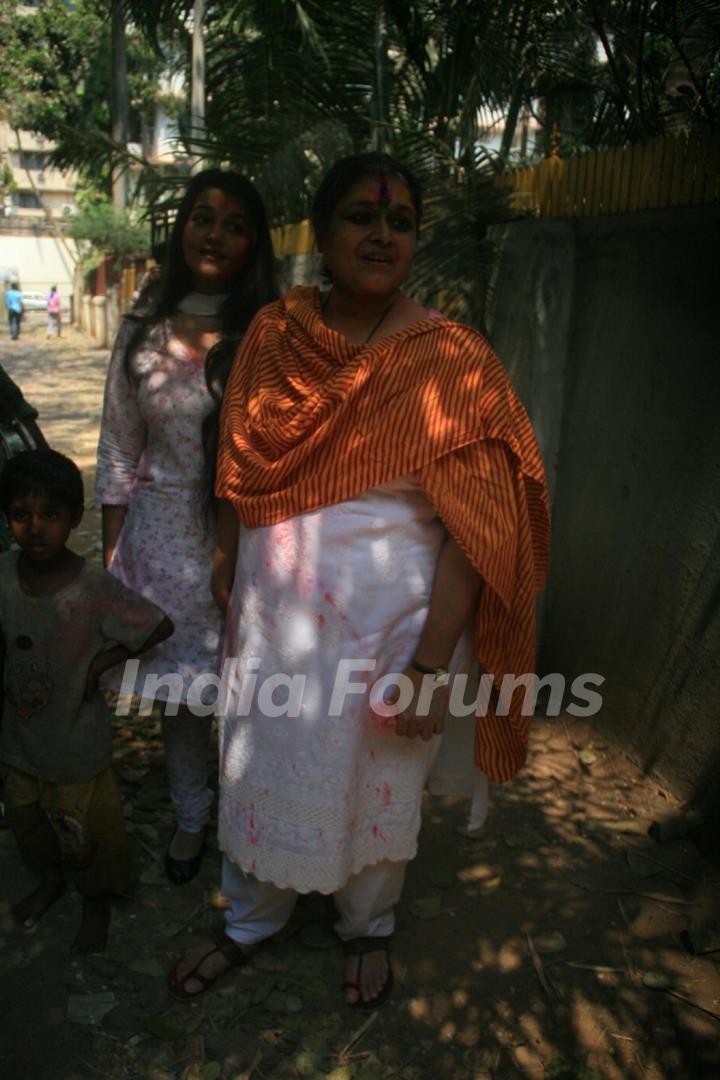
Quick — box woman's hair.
[0,449,84,517]
[120,168,279,519]
[311,153,423,241]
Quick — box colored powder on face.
[361,173,391,208]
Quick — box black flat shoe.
[164,829,206,885]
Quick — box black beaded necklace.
[322,291,400,344]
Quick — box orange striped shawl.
[217,286,550,782]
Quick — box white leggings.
[161,708,214,833]
[221,856,407,946]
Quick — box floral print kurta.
[95,321,223,703]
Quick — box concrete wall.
[485,206,720,822]
[0,231,77,295]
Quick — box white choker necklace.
[176,291,228,316]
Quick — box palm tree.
[118,0,720,323]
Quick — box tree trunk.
[372,2,388,152]
[111,0,128,210]
[191,0,206,173]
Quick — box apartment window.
[16,191,41,209]
[19,151,47,171]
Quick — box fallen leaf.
[291,977,324,1003]
[463,1046,501,1071]
[457,863,499,884]
[642,971,673,989]
[181,1063,204,1080]
[250,975,276,1006]
[626,848,661,877]
[590,817,648,835]
[605,889,695,906]
[566,962,626,974]
[292,1049,325,1075]
[129,958,164,978]
[209,888,230,910]
[503,827,545,849]
[140,867,170,886]
[252,952,290,973]
[144,1012,187,1041]
[526,933,557,1001]
[682,922,720,955]
[479,874,503,895]
[265,990,303,1014]
[121,766,148,783]
[564,874,596,893]
[534,931,567,955]
[409,896,443,920]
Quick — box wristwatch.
[410,658,450,686]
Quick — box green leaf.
[144,1011,187,1040]
[129,957,165,977]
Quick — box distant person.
[0,449,174,951]
[46,285,62,338]
[5,283,23,341]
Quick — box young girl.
[46,286,62,337]
[95,169,278,885]
[0,449,173,951]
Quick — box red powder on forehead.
[367,172,391,206]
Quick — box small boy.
[0,449,173,952]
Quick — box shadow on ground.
[1,716,719,1080]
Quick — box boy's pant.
[2,764,130,896]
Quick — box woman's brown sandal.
[168,927,249,1000]
[342,935,394,1009]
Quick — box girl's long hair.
[121,168,279,518]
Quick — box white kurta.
[218,475,473,894]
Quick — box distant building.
[0,120,79,297]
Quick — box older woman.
[96,169,278,884]
[170,154,549,1006]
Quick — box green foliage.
[67,200,150,269]
[0,0,168,192]
[0,160,16,198]
[5,0,718,323]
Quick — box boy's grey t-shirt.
[0,552,166,783]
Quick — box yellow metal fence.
[494,128,720,218]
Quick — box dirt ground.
[0,322,719,1080]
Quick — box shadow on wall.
[484,204,720,833]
